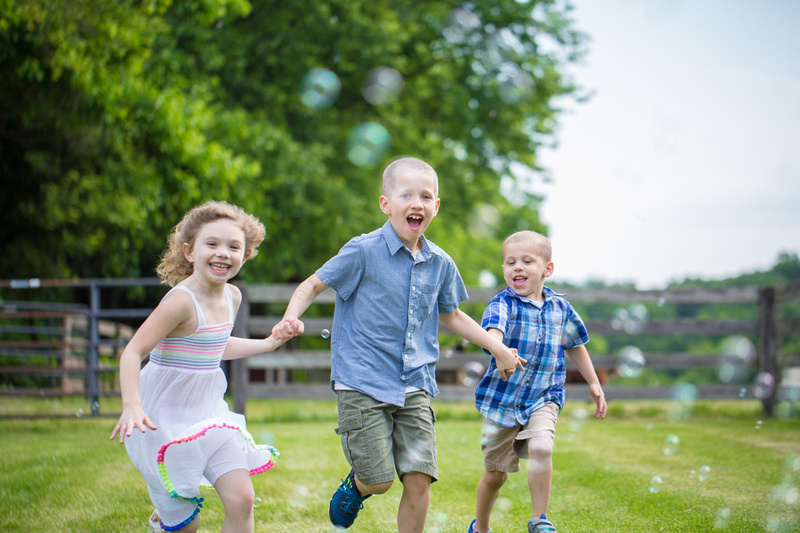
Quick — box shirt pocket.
[418,283,441,316]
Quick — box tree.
[0,0,586,284]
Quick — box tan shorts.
[481,402,559,473]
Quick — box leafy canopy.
[0,0,586,283]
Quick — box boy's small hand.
[589,383,607,419]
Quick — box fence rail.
[1,278,799,418]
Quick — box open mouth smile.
[407,215,423,230]
[209,263,231,273]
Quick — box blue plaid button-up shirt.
[475,286,589,427]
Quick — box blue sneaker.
[528,513,557,533]
[467,518,491,533]
[329,470,371,529]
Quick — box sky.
[536,0,800,289]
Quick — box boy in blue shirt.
[468,231,607,533]
[275,157,523,532]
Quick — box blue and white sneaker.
[528,513,557,532]
[329,470,371,529]
[467,518,492,533]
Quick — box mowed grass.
[0,398,798,532]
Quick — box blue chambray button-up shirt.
[316,221,468,406]
[475,286,589,427]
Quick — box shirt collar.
[502,285,565,306]
[381,220,432,260]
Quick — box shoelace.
[339,484,364,514]
[337,488,365,514]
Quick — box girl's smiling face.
[182,219,247,284]
[379,170,440,253]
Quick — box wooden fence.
[1,278,799,418]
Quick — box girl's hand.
[272,318,304,340]
[110,405,157,444]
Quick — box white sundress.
[124,284,278,531]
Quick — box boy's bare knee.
[527,438,553,461]
[483,470,508,489]
[361,479,393,495]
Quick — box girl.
[111,201,293,532]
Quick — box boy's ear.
[379,195,391,215]
[544,261,554,278]
[182,242,194,263]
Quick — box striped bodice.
[148,285,234,371]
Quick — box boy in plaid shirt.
[468,231,607,533]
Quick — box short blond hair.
[502,230,552,262]
[156,201,266,286]
[382,157,438,196]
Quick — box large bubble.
[611,303,649,334]
[617,346,646,378]
[362,66,404,106]
[299,68,341,110]
[345,122,392,167]
[460,361,485,386]
[717,335,757,384]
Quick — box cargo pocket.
[335,408,363,435]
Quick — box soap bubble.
[714,507,731,529]
[478,270,497,289]
[345,122,392,168]
[362,66,404,106]
[672,382,698,404]
[253,496,263,508]
[460,361,485,386]
[289,485,311,508]
[468,203,500,239]
[321,329,331,339]
[611,303,649,334]
[755,420,763,430]
[717,335,756,384]
[481,422,500,446]
[498,66,535,105]
[753,372,775,399]
[698,465,711,482]
[648,475,663,493]
[259,431,277,445]
[299,68,341,109]
[617,346,646,378]
[662,435,680,456]
[442,7,481,44]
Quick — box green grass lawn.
[1,398,798,532]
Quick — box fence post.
[231,284,250,415]
[757,286,777,418]
[88,282,101,416]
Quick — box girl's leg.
[214,468,255,533]
[475,469,508,533]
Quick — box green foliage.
[1,0,585,283]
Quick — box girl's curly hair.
[156,201,266,286]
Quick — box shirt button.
[412,286,416,292]
[538,336,542,341]
[409,309,414,315]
